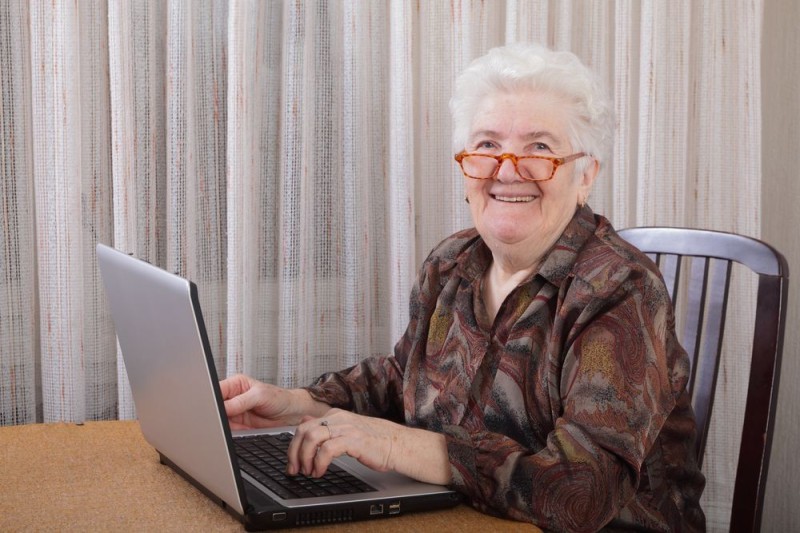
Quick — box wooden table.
[0,421,539,532]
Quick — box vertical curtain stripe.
[0,0,37,425]
[30,0,85,423]
[388,0,415,344]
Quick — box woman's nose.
[495,158,521,182]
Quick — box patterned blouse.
[305,206,706,532]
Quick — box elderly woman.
[221,43,705,532]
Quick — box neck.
[480,226,562,323]
[488,253,540,287]
[483,229,556,280]
[482,253,541,324]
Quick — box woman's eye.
[474,140,497,151]
[531,142,551,152]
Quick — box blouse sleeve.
[439,272,685,532]
[303,354,406,422]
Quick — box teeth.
[494,195,536,203]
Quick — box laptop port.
[271,512,287,521]
[389,502,401,515]
[369,504,384,516]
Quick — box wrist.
[288,388,330,420]
[392,426,452,485]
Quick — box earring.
[465,196,470,204]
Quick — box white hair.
[449,42,614,179]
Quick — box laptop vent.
[296,508,354,526]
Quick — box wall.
[761,0,800,530]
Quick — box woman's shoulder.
[408,228,484,298]
[573,215,667,299]
[423,227,483,268]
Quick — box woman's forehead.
[468,91,573,146]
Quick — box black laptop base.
[242,487,461,530]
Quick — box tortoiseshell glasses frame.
[454,151,586,182]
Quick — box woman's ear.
[578,158,600,199]
[581,158,600,189]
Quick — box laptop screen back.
[97,244,246,515]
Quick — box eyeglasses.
[454,151,586,182]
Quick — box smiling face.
[463,89,598,264]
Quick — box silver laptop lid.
[97,243,246,515]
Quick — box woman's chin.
[471,202,545,248]
[481,224,533,248]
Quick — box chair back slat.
[656,253,681,300]
[617,226,789,533]
[690,258,732,466]
[682,257,709,388]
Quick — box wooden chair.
[617,227,789,532]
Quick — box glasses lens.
[461,155,497,179]
[517,158,554,181]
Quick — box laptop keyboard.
[234,432,377,500]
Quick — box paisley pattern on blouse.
[306,206,705,532]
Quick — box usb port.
[369,504,384,515]
[388,502,401,515]
[271,512,287,521]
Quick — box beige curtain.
[0,1,771,530]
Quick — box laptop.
[96,243,460,530]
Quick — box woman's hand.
[286,409,452,486]
[219,374,329,430]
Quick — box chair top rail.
[617,227,787,277]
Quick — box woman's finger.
[218,374,246,400]
[287,418,321,475]
[311,435,346,477]
[299,421,336,475]
[223,385,261,419]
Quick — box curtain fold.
[108,0,168,418]
[0,0,37,426]
[31,1,87,423]
[0,1,769,530]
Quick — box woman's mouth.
[491,194,537,203]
